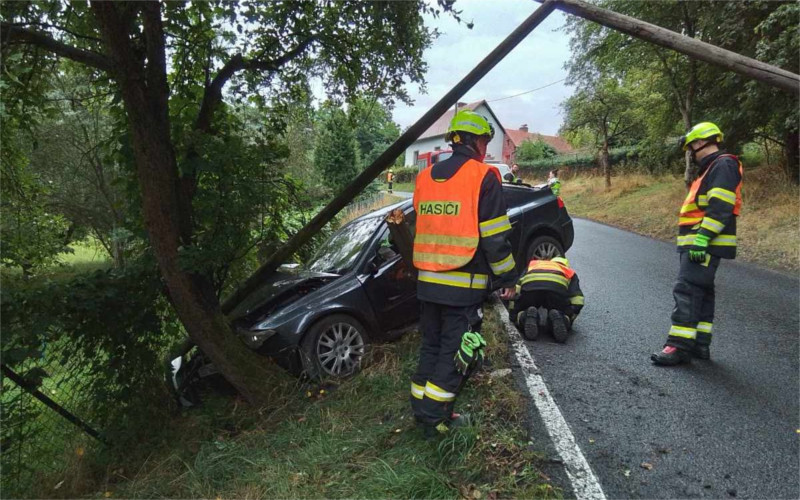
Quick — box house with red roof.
[403,100,573,169]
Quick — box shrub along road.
[522,218,798,498]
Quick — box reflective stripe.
[680,203,699,214]
[708,187,737,205]
[520,273,569,288]
[698,195,708,207]
[413,251,471,267]
[414,233,479,247]
[411,382,425,400]
[515,284,521,295]
[677,233,737,247]
[490,253,515,274]
[479,214,512,237]
[679,216,703,225]
[570,295,584,305]
[425,381,455,402]
[700,217,724,234]
[454,120,487,132]
[697,322,713,334]
[669,325,696,339]
[418,270,488,289]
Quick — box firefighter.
[387,169,395,194]
[509,256,584,343]
[548,169,562,196]
[410,109,517,436]
[651,122,743,366]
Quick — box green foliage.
[314,105,361,195]
[515,139,557,162]
[518,146,640,172]
[350,98,402,169]
[391,166,419,184]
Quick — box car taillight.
[557,196,565,208]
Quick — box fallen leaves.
[640,462,653,470]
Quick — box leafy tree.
[515,139,557,162]
[349,97,402,168]
[565,0,798,182]
[1,1,457,403]
[561,76,651,188]
[314,105,360,195]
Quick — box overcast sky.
[392,0,574,136]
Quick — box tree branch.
[0,22,112,72]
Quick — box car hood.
[228,269,340,325]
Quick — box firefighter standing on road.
[652,122,743,366]
[410,109,517,436]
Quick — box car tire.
[526,235,564,262]
[300,314,370,380]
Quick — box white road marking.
[493,301,606,500]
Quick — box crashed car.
[169,182,573,402]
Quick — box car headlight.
[241,328,277,349]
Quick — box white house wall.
[403,103,505,168]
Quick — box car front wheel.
[300,314,369,379]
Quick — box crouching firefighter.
[410,109,518,437]
[652,122,743,366]
[509,257,584,343]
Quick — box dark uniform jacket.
[416,146,518,306]
[678,151,742,259]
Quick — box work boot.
[650,345,691,366]
[692,344,711,360]
[523,307,539,341]
[549,309,569,343]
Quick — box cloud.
[393,1,574,136]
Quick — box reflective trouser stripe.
[411,382,425,400]
[424,381,455,402]
[669,325,697,339]
[490,253,515,274]
[570,295,584,305]
[479,214,512,237]
[697,322,713,334]
[700,217,724,234]
[418,270,488,289]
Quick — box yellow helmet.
[445,109,495,143]
[552,256,570,267]
[680,122,723,151]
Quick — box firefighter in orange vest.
[410,109,517,436]
[387,169,395,194]
[509,257,584,343]
[652,122,743,366]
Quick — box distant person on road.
[504,163,522,184]
[410,109,518,438]
[548,169,562,196]
[387,169,395,194]
[651,122,743,366]
[509,256,584,343]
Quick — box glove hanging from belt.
[454,331,487,376]
[689,233,710,263]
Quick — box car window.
[306,216,383,274]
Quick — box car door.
[359,224,419,334]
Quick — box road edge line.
[493,300,606,500]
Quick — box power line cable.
[486,78,566,102]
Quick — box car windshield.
[306,216,383,274]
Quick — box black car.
[169,183,572,401]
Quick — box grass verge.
[39,306,559,499]
[560,168,799,271]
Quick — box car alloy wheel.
[317,322,366,376]
[527,235,564,262]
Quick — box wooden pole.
[543,0,800,94]
[220,0,558,314]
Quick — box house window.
[434,146,441,151]
[413,150,419,164]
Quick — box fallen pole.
[221,0,558,314]
[544,0,800,94]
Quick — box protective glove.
[454,331,487,376]
[689,233,710,263]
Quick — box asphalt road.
[527,218,799,499]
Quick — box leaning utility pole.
[220,0,559,314]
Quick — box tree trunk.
[786,128,799,184]
[601,139,611,189]
[92,2,273,405]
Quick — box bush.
[391,166,418,183]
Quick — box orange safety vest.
[413,159,500,271]
[679,154,743,227]
[387,172,394,182]
[519,260,575,290]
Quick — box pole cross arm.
[544,0,800,94]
